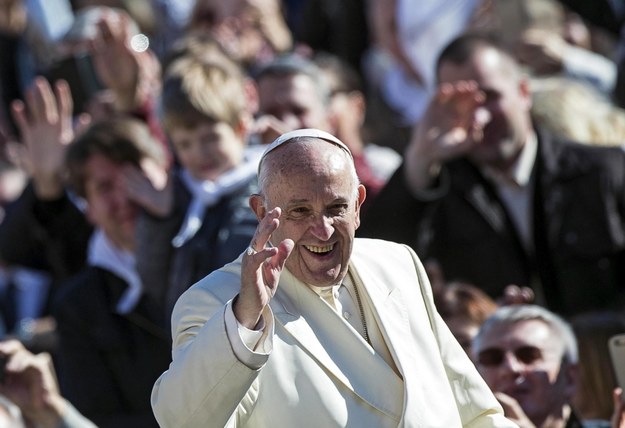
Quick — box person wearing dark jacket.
[134,54,261,319]
[49,117,171,428]
[359,33,625,316]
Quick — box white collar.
[172,146,263,247]
[87,229,141,314]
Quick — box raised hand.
[234,207,293,329]
[90,8,145,112]
[250,114,291,146]
[498,284,535,306]
[494,392,536,428]
[10,77,75,199]
[404,80,490,192]
[123,163,172,217]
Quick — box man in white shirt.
[151,128,516,428]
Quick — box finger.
[250,207,281,251]
[494,392,523,418]
[272,238,294,268]
[54,79,73,129]
[10,99,29,136]
[519,287,535,303]
[74,113,92,136]
[96,14,116,44]
[260,239,294,288]
[33,77,58,123]
[0,339,25,356]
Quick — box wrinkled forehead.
[478,319,565,354]
[438,47,518,86]
[259,129,352,171]
[258,136,357,203]
[262,139,350,180]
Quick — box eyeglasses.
[477,345,543,367]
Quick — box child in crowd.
[134,54,262,319]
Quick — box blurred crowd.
[0,0,623,426]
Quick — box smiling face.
[474,319,576,426]
[169,121,246,181]
[252,139,365,287]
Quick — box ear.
[519,76,532,110]
[349,91,366,126]
[353,184,367,229]
[249,193,266,221]
[85,204,96,224]
[561,362,579,400]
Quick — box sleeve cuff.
[224,299,274,369]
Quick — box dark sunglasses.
[477,345,543,367]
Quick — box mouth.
[303,244,335,255]
[503,384,530,401]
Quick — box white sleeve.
[224,299,274,369]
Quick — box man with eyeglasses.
[472,304,581,427]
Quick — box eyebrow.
[285,196,350,206]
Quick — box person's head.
[162,31,237,72]
[250,129,365,287]
[44,6,147,115]
[65,117,166,250]
[436,33,533,170]
[161,56,250,181]
[313,52,366,153]
[254,54,333,134]
[570,311,625,421]
[188,0,292,69]
[473,304,578,427]
[434,282,498,356]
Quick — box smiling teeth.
[304,244,334,253]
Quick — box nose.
[309,213,334,241]
[499,351,524,373]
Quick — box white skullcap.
[258,128,352,174]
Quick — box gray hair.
[473,304,578,364]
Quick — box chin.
[300,269,342,287]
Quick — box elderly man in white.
[151,129,516,428]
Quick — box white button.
[343,312,351,320]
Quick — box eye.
[290,106,307,118]
[477,348,504,367]
[328,204,348,216]
[286,206,312,220]
[515,346,542,365]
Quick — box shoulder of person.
[352,238,417,264]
